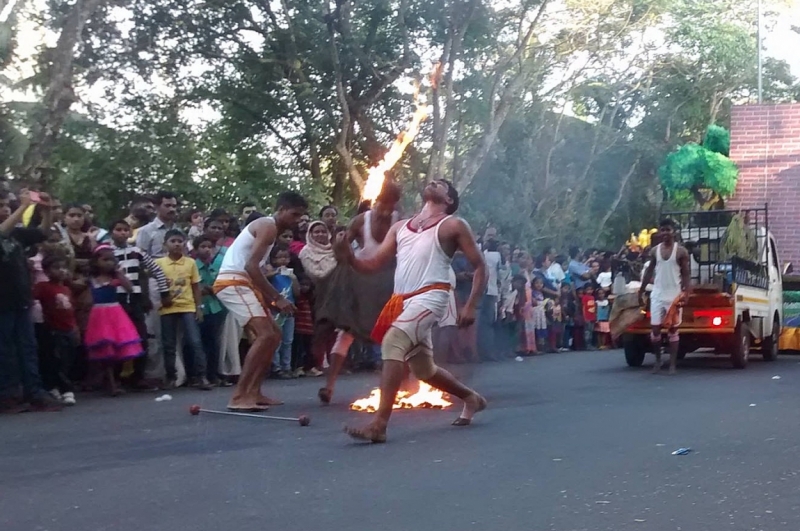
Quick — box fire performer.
[315,181,402,404]
[334,180,487,443]
[213,192,308,411]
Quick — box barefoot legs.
[320,331,354,404]
[228,317,281,411]
[344,359,404,443]
[423,367,486,426]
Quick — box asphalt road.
[3,350,800,531]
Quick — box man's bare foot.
[256,395,284,406]
[344,422,387,443]
[668,365,677,375]
[651,358,662,374]
[227,402,269,412]
[452,393,487,426]
[318,387,332,405]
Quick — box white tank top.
[219,217,274,275]
[394,216,452,294]
[355,211,380,259]
[651,243,682,302]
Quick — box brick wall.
[728,103,800,267]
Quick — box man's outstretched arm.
[335,221,400,274]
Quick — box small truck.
[623,206,784,369]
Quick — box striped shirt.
[112,244,169,295]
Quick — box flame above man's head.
[361,64,442,202]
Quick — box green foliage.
[658,125,738,208]
[703,124,730,156]
[659,143,708,193]
[701,149,738,197]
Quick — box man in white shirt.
[547,255,567,289]
[478,240,502,360]
[135,191,179,259]
[480,226,497,251]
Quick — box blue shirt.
[532,268,557,294]
[195,248,227,315]
[269,274,295,304]
[269,273,295,326]
[596,301,610,322]
[569,259,591,289]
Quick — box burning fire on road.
[350,382,452,412]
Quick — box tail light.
[693,309,732,327]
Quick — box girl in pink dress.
[84,245,144,395]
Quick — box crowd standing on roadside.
[0,183,638,414]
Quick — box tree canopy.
[2,0,799,246]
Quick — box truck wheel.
[624,335,647,367]
[731,324,750,369]
[762,317,780,362]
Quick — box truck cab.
[624,206,784,369]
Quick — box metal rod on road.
[198,408,299,421]
[189,405,309,425]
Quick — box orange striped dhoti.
[213,272,271,326]
[370,283,452,344]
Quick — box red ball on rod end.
[189,404,201,416]
[299,415,310,426]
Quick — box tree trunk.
[427,0,478,181]
[452,0,550,193]
[591,158,639,246]
[326,0,365,192]
[19,0,105,185]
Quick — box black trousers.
[38,327,77,394]
[118,293,149,382]
[292,333,313,371]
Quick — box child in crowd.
[155,229,212,391]
[581,284,597,350]
[511,275,527,320]
[194,235,230,386]
[33,253,79,405]
[530,276,548,353]
[559,283,574,351]
[187,209,204,243]
[109,220,170,389]
[292,275,317,376]
[267,245,300,379]
[571,286,586,350]
[546,295,565,353]
[198,217,227,257]
[499,274,522,356]
[30,230,64,371]
[84,245,144,395]
[595,288,611,349]
[278,228,294,246]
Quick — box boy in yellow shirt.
[156,229,212,390]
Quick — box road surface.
[2,350,800,531]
